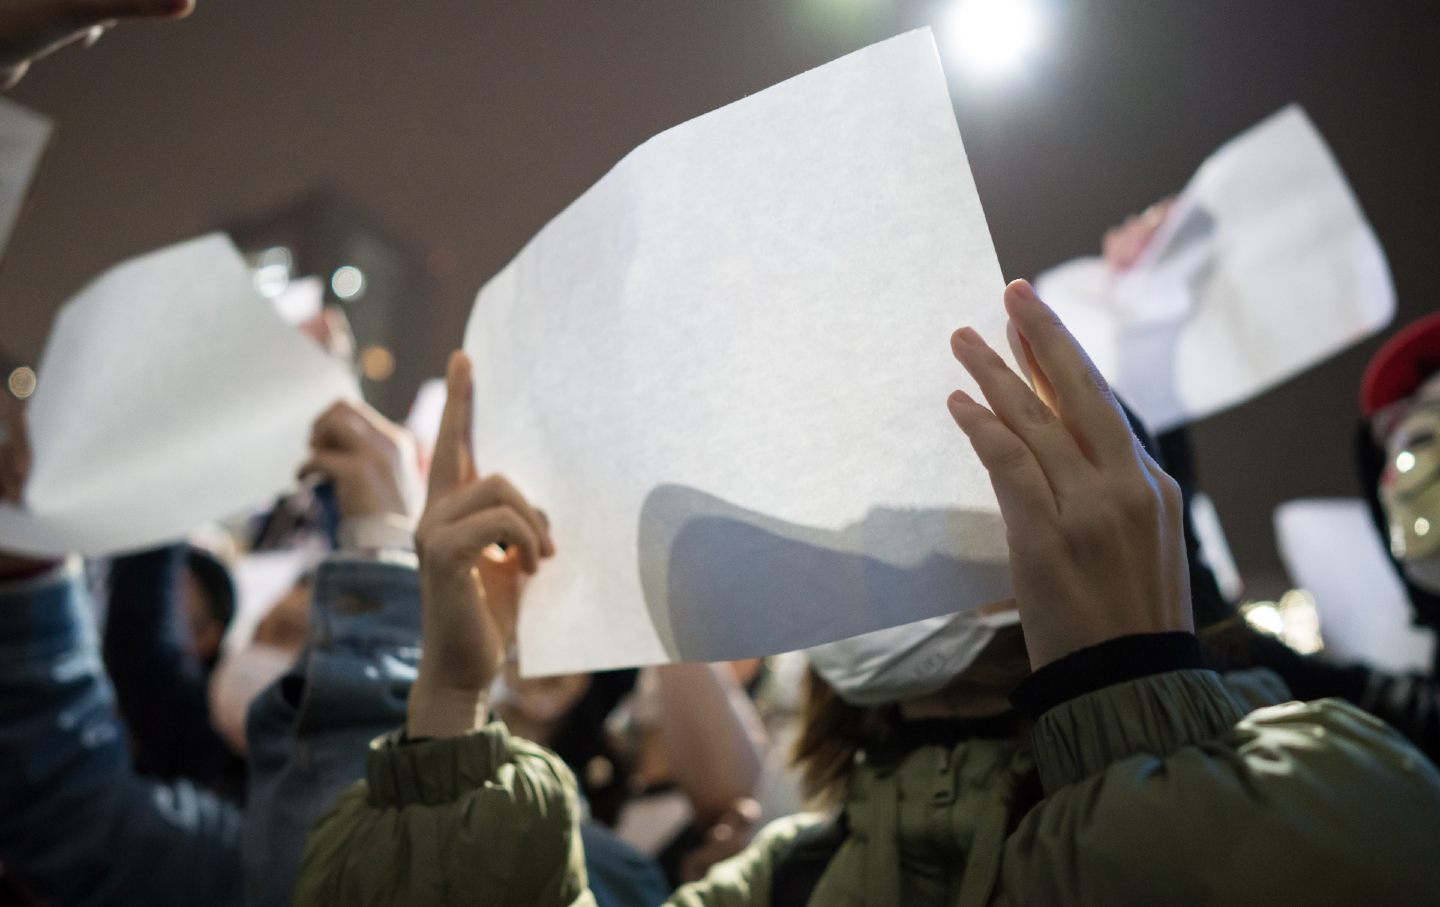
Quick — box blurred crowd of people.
[2,4,1440,906]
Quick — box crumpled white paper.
[0,97,51,263]
[0,234,358,556]
[1036,105,1395,433]
[465,29,1015,676]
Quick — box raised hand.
[300,400,423,525]
[947,280,1191,670]
[1101,197,1175,271]
[407,351,554,738]
[0,0,195,88]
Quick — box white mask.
[806,606,1021,707]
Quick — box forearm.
[655,663,765,820]
[296,724,591,907]
[1007,653,1440,905]
[0,565,242,904]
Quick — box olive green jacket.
[295,668,1440,906]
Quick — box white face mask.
[805,606,1021,707]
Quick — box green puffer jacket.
[295,668,1440,906]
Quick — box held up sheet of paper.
[0,97,52,261]
[465,29,1016,676]
[0,234,357,556]
[1036,105,1395,433]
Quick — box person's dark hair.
[790,668,890,805]
[548,668,638,826]
[184,547,236,632]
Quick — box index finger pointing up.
[427,351,476,499]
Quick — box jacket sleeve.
[294,723,596,907]
[662,815,816,907]
[0,563,243,907]
[102,545,234,783]
[1003,668,1440,906]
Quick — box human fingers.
[426,352,475,499]
[310,403,372,454]
[427,474,554,558]
[73,0,195,23]
[947,389,1056,530]
[951,326,1092,496]
[1003,280,1141,469]
[425,505,542,574]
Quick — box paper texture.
[0,97,52,262]
[1275,498,1432,673]
[0,234,358,556]
[465,29,1013,676]
[1036,105,1394,432]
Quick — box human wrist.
[1011,631,1201,720]
[338,512,417,553]
[407,672,491,739]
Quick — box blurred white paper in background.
[1275,498,1433,673]
[1036,105,1395,432]
[0,234,358,556]
[0,98,52,261]
[466,29,1014,675]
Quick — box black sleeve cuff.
[1010,631,1202,720]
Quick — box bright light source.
[1418,517,1432,537]
[331,265,366,301]
[1243,602,1284,637]
[7,366,35,399]
[1397,450,1416,474]
[939,0,1046,80]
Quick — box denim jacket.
[0,563,243,906]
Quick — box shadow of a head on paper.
[637,484,1013,662]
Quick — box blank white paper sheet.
[0,97,52,261]
[465,29,1015,675]
[0,234,358,556]
[1036,105,1395,433]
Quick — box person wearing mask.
[296,282,1440,906]
[102,542,247,799]
[1098,204,1440,758]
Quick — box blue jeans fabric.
[243,556,668,907]
[0,566,243,906]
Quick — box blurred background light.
[939,0,1046,80]
[1242,589,1324,655]
[330,265,366,301]
[359,344,395,381]
[251,245,295,299]
[7,366,36,399]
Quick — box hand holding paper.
[1036,105,1395,432]
[0,234,358,557]
[948,281,1191,670]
